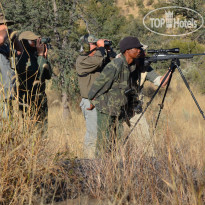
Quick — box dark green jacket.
[17,49,52,102]
[88,55,131,116]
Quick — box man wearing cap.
[17,31,52,124]
[76,34,115,158]
[0,13,22,118]
[124,43,174,156]
[88,36,173,155]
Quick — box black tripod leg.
[153,66,174,134]
[176,65,205,120]
[123,66,175,145]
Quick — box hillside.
[116,0,157,18]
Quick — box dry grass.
[48,75,205,204]
[0,73,204,205]
[47,89,84,158]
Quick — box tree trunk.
[52,0,61,46]
[52,0,70,119]
[62,92,71,120]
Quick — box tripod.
[123,59,205,145]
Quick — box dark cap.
[120,36,143,53]
[0,13,14,25]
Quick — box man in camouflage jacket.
[88,36,175,156]
[125,48,174,156]
[88,36,143,155]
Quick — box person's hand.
[86,103,95,110]
[36,38,45,56]
[116,53,122,58]
[44,46,48,58]
[96,39,104,47]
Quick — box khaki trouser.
[80,98,97,159]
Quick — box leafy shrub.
[169,39,205,54]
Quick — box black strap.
[77,73,90,77]
[84,47,97,56]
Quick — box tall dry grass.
[76,74,205,204]
[0,73,204,204]
[48,73,204,204]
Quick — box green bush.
[169,39,205,54]
[183,62,205,94]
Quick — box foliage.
[169,39,205,53]
[1,0,81,101]
[1,0,204,98]
[184,62,205,94]
[1,0,131,101]
[79,0,127,47]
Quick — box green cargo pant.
[96,109,124,156]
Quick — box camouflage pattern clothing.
[88,54,131,116]
[88,54,132,154]
[17,46,52,121]
[88,54,162,155]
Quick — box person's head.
[120,36,143,64]
[19,31,40,50]
[0,13,14,45]
[0,14,11,45]
[79,34,98,55]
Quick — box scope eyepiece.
[147,48,180,54]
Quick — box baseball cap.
[120,36,143,53]
[80,34,98,44]
[19,31,40,40]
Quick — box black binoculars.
[41,37,51,44]
[104,40,112,46]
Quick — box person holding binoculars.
[76,34,116,159]
[17,31,52,128]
